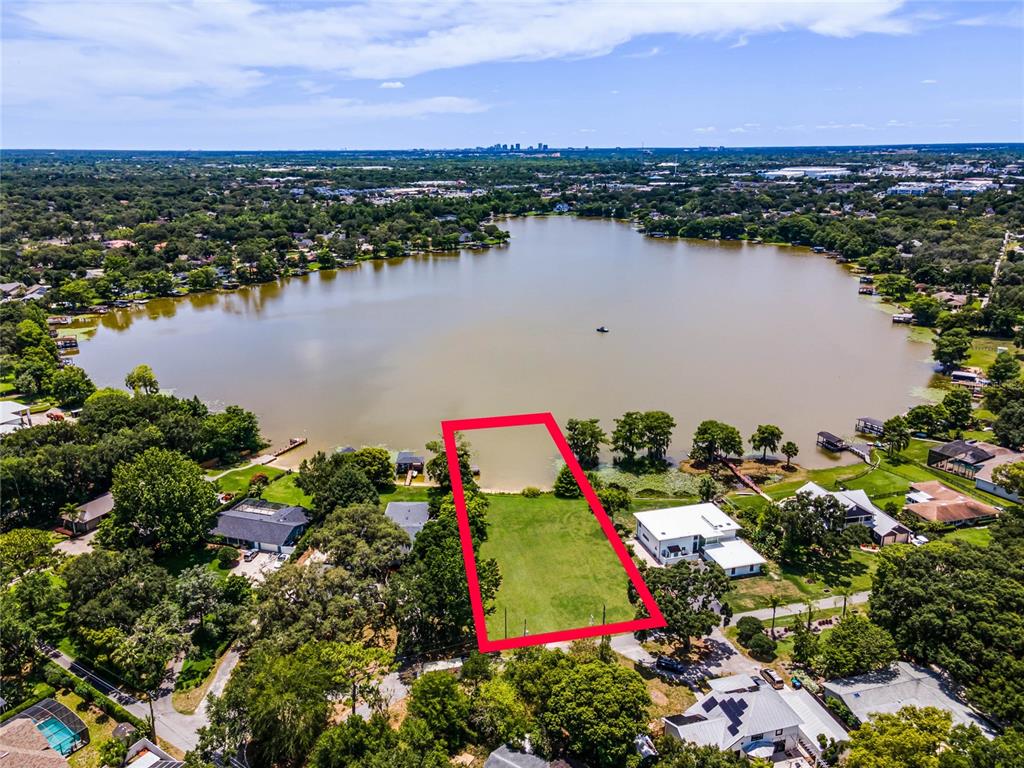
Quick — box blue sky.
[2,1,1022,150]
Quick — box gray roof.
[396,451,424,464]
[211,498,309,546]
[71,492,115,523]
[930,440,996,465]
[823,662,994,736]
[484,745,550,768]
[667,685,803,749]
[384,502,430,542]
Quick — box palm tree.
[60,502,83,535]
[836,586,853,617]
[804,598,816,630]
[768,594,784,637]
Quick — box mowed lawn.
[479,494,637,640]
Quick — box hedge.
[40,660,152,736]
[0,683,57,723]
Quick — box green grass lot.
[56,689,117,768]
[262,473,313,506]
[157,545,235,580]
[940,526,993,547]
[966,336,1022,376]
[478,493,636,640]
[212,464,285,494]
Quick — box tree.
[124,363,160,395]
[905,404,946,436]
[611,411,645,462]
[50,366,96,407]
[994,400,1024,449]
[844,706,952,768]
[639,562,730,652]
[469,677,531,749]
[305,503,409,581]
[817,614,898,678]
[751,424,783,461]
[881,415,910,458]
[767,594,784,636]
[988,350,1021,386]
[653,738,766,767]
[314,465,379,520]
[876,274,914,300]
[350,447,396,491]
[690,420,743,464]
[202,405,263,461]
[406,671,471,753]
[552,464,581,498]
[0,527,57,581]
[102,447,218,549]
[991,461,1024,497]
[781,440,799,468]
[642,410,676,462]
[908,294,943,327]
[543,660,650,768]
[943,387,974,432]
[565,418,607,470]
[175,565,222,629]
[791,622,820,667]
[697,473,717,502]
[424,435,477,507]
[98,737,127,768]
[933,328,972,371]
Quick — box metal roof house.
[663,674,846,760]
[211,498,310,554]
[384,502,430,550]
[927,440,1022,503]
[792,482,911,546]
[633,504,766,577]
[822,662,994,737]
[816,431,847,452]
[59,492,114,535]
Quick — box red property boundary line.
[441,412,666,652]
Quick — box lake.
[75,216,933,488]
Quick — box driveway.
[54,530,97,556]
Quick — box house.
[0,282,27,302]
[384,501,430,548]
[0,717,69,768]
[927,440,1022,503]
[792,482,912,546]
[904,481,1000,527]
[3,699,88,761]
[633,503,765,576]
[816,431,846,452]
[0,401,31,435]
[950,368,987,396]
[892,313,914,324]
[395,451,425,475]
[124,737,184,768]
[483,745,553,768]
[60,492,114,534]
[663,674,846,760]
[211,498,310,554]
[822,662,994,737]
[855,417,885,437]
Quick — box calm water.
[75,217,932,488]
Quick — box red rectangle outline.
[441,412,666,652]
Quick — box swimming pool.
[35,716,81,756]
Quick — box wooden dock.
[270,437,307,458]
[721,458,772,501]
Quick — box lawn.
[966,336,1022,377]
[262,472,313,506]
[213,464,285,495]
[478,493,637,639]
[941,526,992,547]
[157,545,234,580]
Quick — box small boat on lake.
[596,326,609,333]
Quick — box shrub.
[44,665,70,690]
[746,633,777,661]
[216,546,239,566]
[553,465,581,498]
[736,616,765,645]
[521,487,541,498]
[98,737,127,767]
[75,680,95,703]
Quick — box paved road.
[732,591,871,622]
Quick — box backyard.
[478,492,637,640]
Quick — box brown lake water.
[75,216,933,488]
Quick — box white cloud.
[624,46,661,59]
[379,81,405,89]
[3,0,915,107]
[921,78,938,84]
[693,126,717,133]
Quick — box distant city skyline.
[2,0,1022,150]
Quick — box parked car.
[791,677,803,689]
[243,549,259,562]
[277,552,288,561]
[760,668,784,689]
[655,656,687,675]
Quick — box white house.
[633,503,765,576]
[663,674,847,760]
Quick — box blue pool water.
[35,717,80,755]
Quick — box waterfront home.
[790,482,911,546]
[926,440,1022,503]
[60,492,114,534]
[816,431,846,452]
[854,417,885,437]
[662,673,846,760]
[892,313,914,324]
[211,498,310,554]
[395,451,425,475]
[633,503,765,576]
[823,662,993,737]
[950,368,987,397]
[904,481,999,527]
[384,501,430,550]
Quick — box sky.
[2,0,1022,150]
